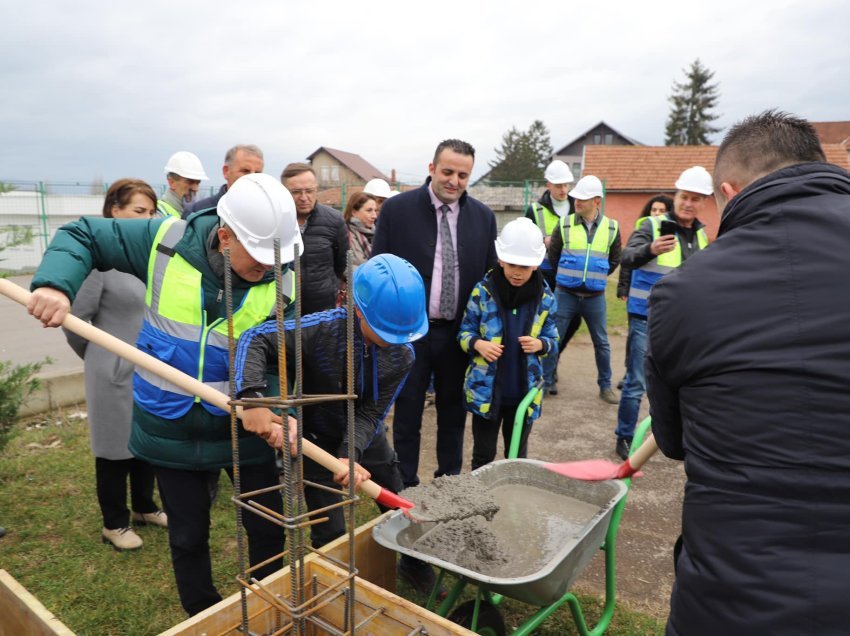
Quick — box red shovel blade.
[545,458,642,481]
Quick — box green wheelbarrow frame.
[423,381,653,635]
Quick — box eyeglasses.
[289,188,317,197]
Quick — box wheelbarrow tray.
[372,459,627,606]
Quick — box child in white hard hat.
[457,218,559,469]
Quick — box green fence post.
[601,178,607,216]
[37,181,50,257]
[341,183,347,211]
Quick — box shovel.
[543,433,658,481]
[0,279,416,513]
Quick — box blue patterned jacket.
[458,272,558,420]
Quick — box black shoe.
[545,383,558,396]
[617,378,625,390]
[615,437,632,461]
[0,526,6,538]
[398,556,443,597]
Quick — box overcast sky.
[2,0,847,190]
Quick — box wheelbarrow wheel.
[448,600,506,636]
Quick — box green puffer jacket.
[31,210,291,470]
[458,272,559,421]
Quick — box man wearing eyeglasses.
[281,163,349,314]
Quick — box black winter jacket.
[647,162,850,636]
[300,204,348,315]
[234,308,415,461]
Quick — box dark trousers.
[95,456,158,530]
[471,404,532,471]
[392,321,468,488]
[154,461,283,616]
[303,430,403,549]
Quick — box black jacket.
[372,179,497,325]
[647,162,850,635]
[299,204,349,315]
[235,308,415,461]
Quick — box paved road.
[0,275,83,375]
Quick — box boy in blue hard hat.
[235,254,428,548]
[458,218,559,469]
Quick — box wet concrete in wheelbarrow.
[403,476,602,578]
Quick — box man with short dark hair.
[648,110,850,635]
[183,144,264,217]
[281,163,348,314]
[372,139,497,590]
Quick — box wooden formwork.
[0,514,472,635]
[0,570,74,636]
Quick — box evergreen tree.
[488,120,553,182]
[665,59,721,145]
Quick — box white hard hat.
[495,217,546,266]
[164,151,209,181]
[675,166,713,195]
[217,173,303,265]
[363,178,392,199]
[569,175,604,200]
[544,160,574,185]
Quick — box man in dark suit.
[372,138,497,592]
[373,139,497,487]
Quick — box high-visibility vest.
[133,216,294,419]
[556,213,619,292]
[627,216,708,317]
[157,199,181,219]
[530,202,561,272]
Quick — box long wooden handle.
[629,434,658,471]
[1,279,382,500]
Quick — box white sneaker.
[102,527,143,551]
[131,510,168,528]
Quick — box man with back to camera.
[371,138,497,592]
[613,166,711,460]
[183,144,264,217]
[648,110,850,635]
[158,151,209,218]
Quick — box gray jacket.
[63,270,146,459]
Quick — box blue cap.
[353,255,428,344]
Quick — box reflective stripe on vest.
[626,216,708,317]
[556,214,618,292]
[157,199,181,219]
[531,202,560,272]
[134,217,293,419]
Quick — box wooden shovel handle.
[0,279,382,500]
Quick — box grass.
[0,410,663,635]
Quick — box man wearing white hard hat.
[547,174,622,406]
[614,166,710,460]
[526,159,579,395]
[27,173,302,615]
[158,151,210,218]
[363,177,392,214]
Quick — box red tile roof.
[812,121,850,145]
[307,147,390,182]
[585,144,849,191]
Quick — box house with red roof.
[584,144,850,242]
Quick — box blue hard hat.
[353,255,429,344]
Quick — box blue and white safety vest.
[556,213,618,292]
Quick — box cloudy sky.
[2,0,847,190]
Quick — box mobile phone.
[659,220,677,236]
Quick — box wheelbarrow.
[373,381,653,635]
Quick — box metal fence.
[0,179,542,273]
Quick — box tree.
[665,59,721,146]
[0,182,17,193]
[488,120,553,182]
